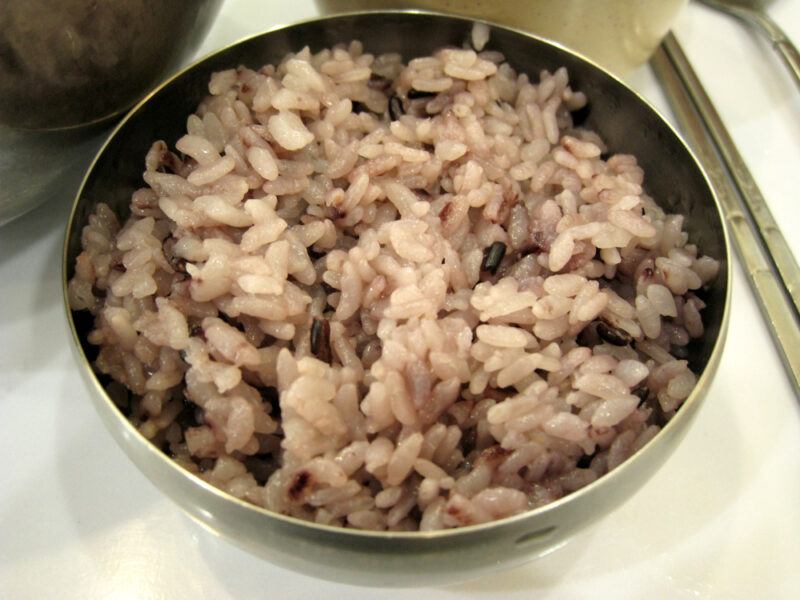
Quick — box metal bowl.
[63,11,730,588]
[0,0,224,131]
[0,0,223,226]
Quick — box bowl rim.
[62,8,732,541]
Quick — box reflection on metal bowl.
[63,12,730,588]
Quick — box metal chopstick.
[661,32,800,319]
[650,37,800,394]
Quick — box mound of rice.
[69,30,719,531]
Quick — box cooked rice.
[69,30,719,531]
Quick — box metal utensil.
[698,0,800,89]
[62,12,731,586]
[652,33,800,394]
[660,31,800,322]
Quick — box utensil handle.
[651,40,800,395]
[774,39,800,90]
[734,6,800,90]
[706,0,800,90]
[661,32,800,319]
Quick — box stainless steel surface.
[62,12,731,587]
[0,0,223,226]
[660,32,800,327]
[652,35,800,395]
[0,124,110,226]
[699,0,800,90]
[0,0,224,131]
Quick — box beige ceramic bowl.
[315,0,687,74]
[63,12,730,588]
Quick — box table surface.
[2,1,799,598]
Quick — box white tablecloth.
[2,1,798,597]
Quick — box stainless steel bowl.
[0,0,224,131]
[63,11,731,587]
[0,0,223,226]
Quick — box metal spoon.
[699,0,800,89]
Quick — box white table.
[2,1,798,597]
